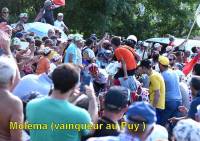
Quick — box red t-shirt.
[114,46,137,70]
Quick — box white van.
[145,37,200,53]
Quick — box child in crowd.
[36,47,51,74]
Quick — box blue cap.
[126,102,157,124]
[15,32,23,38]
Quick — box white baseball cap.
[57,13,64,17]
[12,37,21,46]
[127,35,137,43]
[19,13,28,18]
[154,43,162,48]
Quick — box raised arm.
[0,29,21,91]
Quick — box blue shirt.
[161,69,182,101]
[26,97,91,141]
[64,43,82,65]
[188,92,200,119]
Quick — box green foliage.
[1,0,200,39]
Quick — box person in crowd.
[124,35,138,49]
[92,86,129,137]
[136,66,150,89]
[51,35,58,46]
[88,102,168,141]
[150,51,160,72]
[49,54,62,73]
[183,50,191,64]
[168,53,177,68]
[26,64,93,141]
[0,56,23,141]
[136,41,148,59]
[0,24,21,90]
[163,46,173,56]
[54,13,69,32]
[36,47,51,75]
[87,63,107,94]
[42,0,57,25]
[193,63,200,76]
[158,56,182,127]
[139,59,165,124]
[11,13,28,30]
[170,76,200,122]
[187,76,200,119]
[96,36,113,68]
[154,43,162,53]
[168,36,175,47]
[179,75,190,110]
[111,36,139,91]
[172,119,200,141]
[175,51,184,69]
[61,34,74,61]
[47,29,55,38]
[64,34,83,67]
[0,7,10,24]
[82,38,96,65]
[10,37,21,54]
[43,38,60,61]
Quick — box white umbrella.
[25,22,68,40]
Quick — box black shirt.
[92,116,120,137]
[43,8,54,25]
[0,17,9,24]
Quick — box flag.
[182,53,200,76]
[52,0,65,6]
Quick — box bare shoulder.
[8,93,23,109]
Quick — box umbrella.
[25,22,68,40]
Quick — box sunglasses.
[169,58,174,61]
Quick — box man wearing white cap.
[54,13,69,32]
[154,43,162,53]
[18,13,28,24]
[11,13,28,31]
[64,34,83,67]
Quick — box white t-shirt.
[54,20,65,31]
[50,63,57,74]
[83,48,95,59]
[136,49,148,59]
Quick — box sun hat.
[159,56,170,66]
[125,101,157,124]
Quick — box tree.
[1,0,200,39]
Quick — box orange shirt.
[36,57,50,75]
[114,46,137,70]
